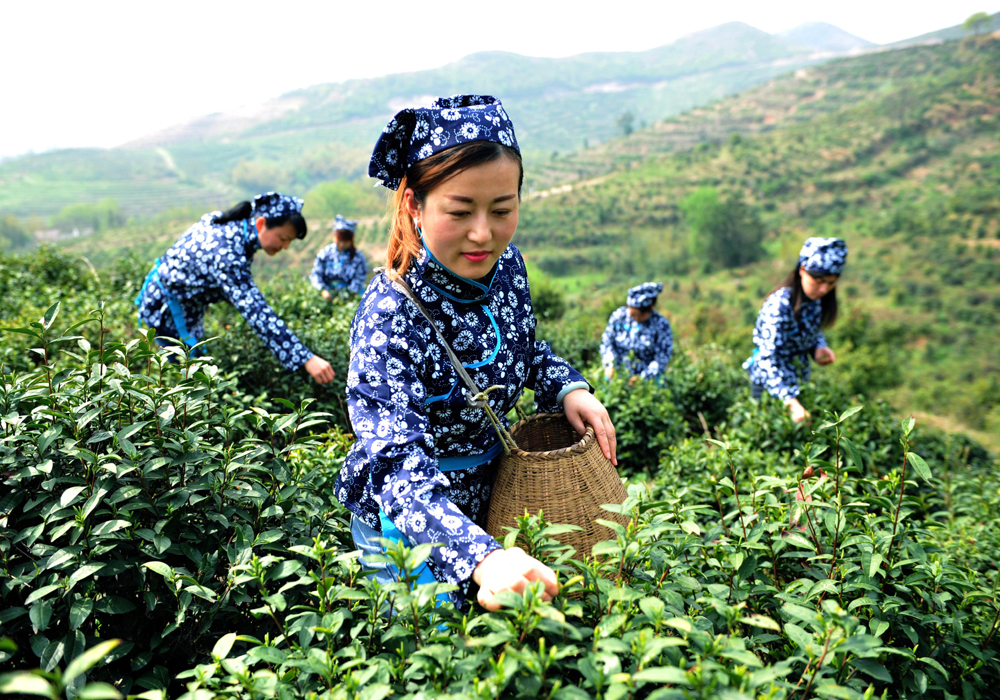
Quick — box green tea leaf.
[63,639,121,686]
[906,452,932,483]
[70,598,95,629]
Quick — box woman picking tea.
[310,214,368,298]
[135,192,335,384]
[744,237,847,423]
[336,95,617,610]
[600,282,673,383]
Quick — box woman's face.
[799,267,839,300]
[405,156,520,280]
[335,233,353,252]
[256,217,298,256]
[628,306,653,323]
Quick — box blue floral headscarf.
[799,237,848,277]
[334,214,358,233]
[252,192,304,220]
[627,282,663,309]
[368,95,520,190]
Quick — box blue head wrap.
[627,282,663,309]
[799,237,848,276]
[369,94,520,190]
[252,192,304,220]
[334,214,358,233]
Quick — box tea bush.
[2,285,999,699]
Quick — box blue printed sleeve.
[752,293,801,401]
[217,260,314,371]
[348,305,502,585]
[814,331,828,351]
[640,316,673,379]
[523,277,590,413]
[346,251,368,295]
[310,246,332,291]
[600,308,625,377]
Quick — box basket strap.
[390,274,519,454]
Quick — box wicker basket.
[486,413,630,559]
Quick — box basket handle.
[390,275,519,454]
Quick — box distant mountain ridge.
[777,22,874,53]
[0,16,982,221]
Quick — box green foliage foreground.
[1,297,998,700]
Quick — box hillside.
[50,34,1000,439]
[0,22,828,219]
[890,9,1000,47]
[777,22,874,53]
[516,35,1000,438]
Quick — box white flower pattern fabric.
[743,287,828,401]
[336,244,588,607]
[600,307,673,380]
[310,246,368,295]
[799,237,848,276]
[626,282,663,309]
[368,95,519,191]
[334,214,358,233]
[252,192,304,222]
[136,212,313,371]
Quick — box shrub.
[681,187,766,270]
[0,304,340,695]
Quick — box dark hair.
[213,201,308,239]
[335,228,357,260]
[770,263,838,328]
[386,141,523,278]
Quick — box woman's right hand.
[321,289,333,302]
[473,547,558,611]
[787,397,811,424]
[304,355,335,384]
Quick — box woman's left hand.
[815,347,836,365]
[563,389,617,466]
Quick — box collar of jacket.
[409,239,502,303]
[241,219,262,259]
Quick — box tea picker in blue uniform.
[338,94,618,612]
[743,237,847,423]
[600,282,673,385]
[135,193,336,384]
[310,214,369,299]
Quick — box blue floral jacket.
[600,307,673,379]
[743,287,828,401]
[310,245,368,295]
[337,244,589,604]
[136,213,314,371]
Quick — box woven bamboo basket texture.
[486,413,630,559]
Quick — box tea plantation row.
[0,248,998,699]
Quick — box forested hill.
[516,35,1000,441]
[1,22,828,219]
[44,32,1000,439]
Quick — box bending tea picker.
[743,237,847,423]
[134,193,335,384]
[600,281,673,385]
[338,94,617,612]
[310,214,368,299]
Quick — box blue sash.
[135,257,199,354]
[376,440,504,602]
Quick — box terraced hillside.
[53,34,1000,438]
[518,35,1000,439]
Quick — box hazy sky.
[2,0,996,160]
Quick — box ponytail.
[213,201,252,225]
